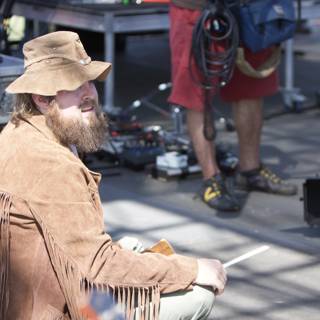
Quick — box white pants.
[158,285,215,320]
[135,285,215,320]
[118,240,215,320]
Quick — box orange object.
[143,239,175,256]
[80,305,99,320]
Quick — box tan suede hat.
[6,31,112,95]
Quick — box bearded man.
[0,31,226,320]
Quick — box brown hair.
[11,93,41,126]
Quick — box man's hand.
[195,258,227,295]
[117,236,144,253]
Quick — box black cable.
[189,0,239,140]
[0,0,15,18]
[297,0,301,23]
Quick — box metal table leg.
[104,13,116,114]
[282,34,306,111]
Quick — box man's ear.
[31,94,52,114]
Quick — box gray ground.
[86,21,320,320]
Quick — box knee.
[158,285,215,320]
[192,285,215,318]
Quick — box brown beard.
[45,99,108,153]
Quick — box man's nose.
[81,81,96,98]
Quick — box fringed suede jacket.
[0,115,198,320]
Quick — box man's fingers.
[219,270,227,286]
[214,266,227,295]
[214,272,227,295]
[213,282,225,296]
[196,258,228,295]
[118,236,144,252]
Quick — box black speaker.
[303,178,320,226]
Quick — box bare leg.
[186,109,219,180]
[232,99,263,172]
[232,98,297,195]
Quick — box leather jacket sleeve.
[29,161,198,294]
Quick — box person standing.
[168,0,297,212]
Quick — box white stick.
[223,245,270,269]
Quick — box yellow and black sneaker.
[236,165,297,196]
[201,174,240,211]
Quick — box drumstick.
[223,245,270,269]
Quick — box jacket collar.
[21,114,102,184]
[24,114,60,143]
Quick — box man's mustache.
[80,98,98,109]
[79,99,103,116]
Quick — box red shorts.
[168,4,279,111]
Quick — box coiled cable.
[190,0,239,140]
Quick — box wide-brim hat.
[6,31,112,96]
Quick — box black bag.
[238,0,296,52]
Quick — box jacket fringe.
[28,204,160,320]
[0,192,12,320]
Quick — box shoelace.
[260,166,282,184]
[213,180,221,190]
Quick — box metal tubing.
[284,39,294,92]
[104,13,115,113]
